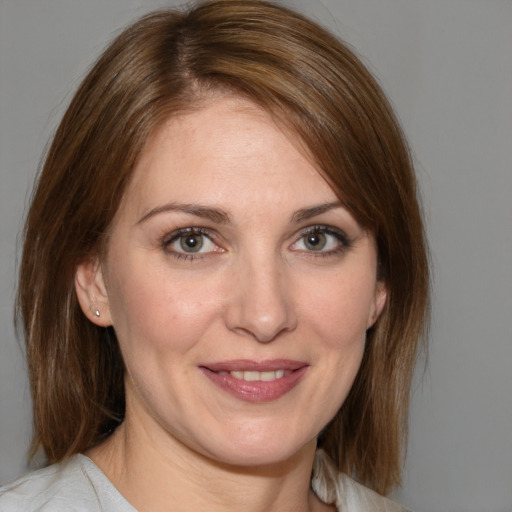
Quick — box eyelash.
[162,227,218,261]
[161,225,351,262]
[290,225,352,257]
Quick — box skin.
[76,95,387,512]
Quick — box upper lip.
[201,359,308,372]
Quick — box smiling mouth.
[200,360,308,402]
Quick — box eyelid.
[162,226,211,244]
[160,224,351,261]
[290,224,352,253]
[162,227,223,260]
[295,224,350,242]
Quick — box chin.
[196,428,316,470]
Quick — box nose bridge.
[225,245,297,342]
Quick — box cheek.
[106,259,224,354]
[299,271,377,347]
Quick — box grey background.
[1,1,511,511]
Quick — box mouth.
[199,360,308,402]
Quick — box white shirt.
[0,450,410,511]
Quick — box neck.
[87,413,332,512]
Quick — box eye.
[290,226,349,255]
[164,228,221,259]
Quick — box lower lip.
[200,366,308,403]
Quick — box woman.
[0,1,429,510]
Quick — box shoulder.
[0,455,135,512]
[312,450,412,512]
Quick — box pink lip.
[199,359,309,403]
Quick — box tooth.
[228,369,289,381]
[243,371,260,381]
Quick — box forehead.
[119,96,338,221]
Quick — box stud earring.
[91,307,100,318]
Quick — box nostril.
[223,263,298,342]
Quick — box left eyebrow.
[291,201,347,223]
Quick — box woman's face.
[78,95,386,467]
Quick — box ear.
[75,258,113,327]
[367,280,387,329]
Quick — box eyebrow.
[291,201,347,223]
[136,203,231,225]
[136,200,346,226]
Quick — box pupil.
[305,231,326,250]
[180,234,203,252]
[308,234,320,245]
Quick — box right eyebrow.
[136,202,232,225]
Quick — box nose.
[224,255,298,343]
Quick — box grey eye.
[303,231,327,251]
[180,233,204,252]
[167,230,217,255]
[290,226,347,254]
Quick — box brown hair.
[17,0,429,495]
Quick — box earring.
[91,307,100,318]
